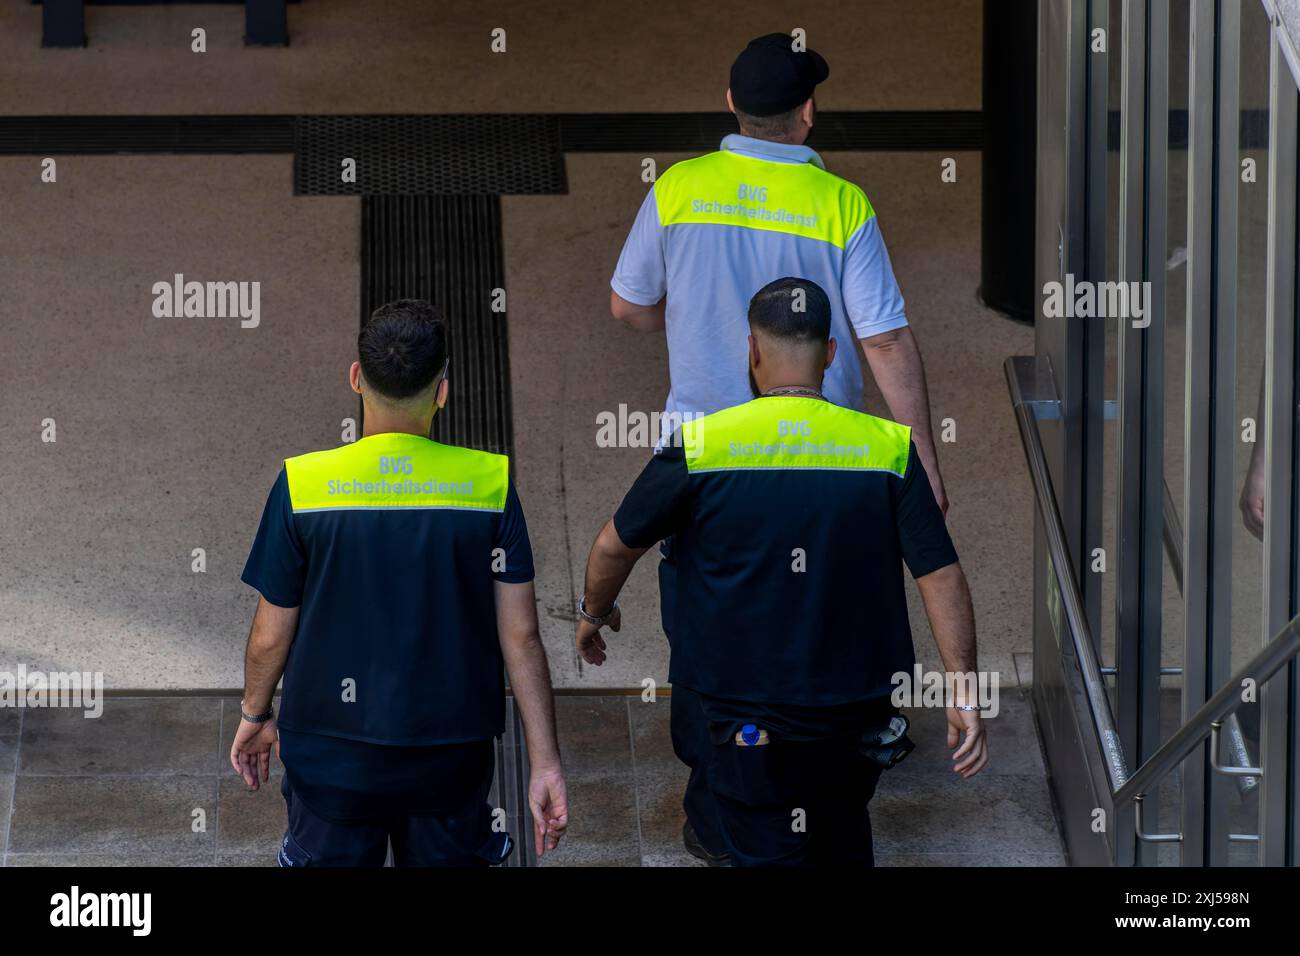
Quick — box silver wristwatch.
[577,595,618,627]
[241,700,275,723]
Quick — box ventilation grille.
[296,115,566,195]
[360,195,513,456]
[2,111,991,158]
[0,115,294,154]
[492,699,536,867]
[558,110,986,152]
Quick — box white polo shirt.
[611,133,908,431]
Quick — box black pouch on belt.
[858,713,915,769]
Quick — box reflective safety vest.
[623,138,903,428]
[653,148,877,251]
[278,433,513,745]
[679,393,911,477]
[284,433,509,515]
[666,395,922,707]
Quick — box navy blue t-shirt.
[612,399,958,708]
[240,434,534,819]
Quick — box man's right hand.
[528,766,569,856]
[576,605,622,666]
[946,707,988,779]
[1240,454,1266,540]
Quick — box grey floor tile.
[215,851,277,867]
[20,698,221,776]
[0,774,12,856]
[530,697,643,867]
[6,850,215,867]
[641,849,707,867]
[870,771,1063,858]
[217,699,284,777]
[8,775,218,858]
[900,693,1045,777]
[0,709,19,735]
[632,765,690,862]
[216,774,285,857]
[537,770,641,867]
[875,850,1068,867]
[554,697,633,778]
[628,695,676,772]
[0,735,16,768]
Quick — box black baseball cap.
[729,33,830,117]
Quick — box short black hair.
[358,299,449,401]
[747,277,831,342]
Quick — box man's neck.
[361,408,436,439]
[756,375,824,395]
[742,131,807,147]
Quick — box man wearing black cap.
[605,33,948,865]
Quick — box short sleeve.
[493,480,535,583]
[893,442,958,578]
[612,441,693,549]
[842,216,909,339]
[241,467,307,607]
[610,187,667,307]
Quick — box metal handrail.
[1006,356,1300,810]
[1006,357,1129,791]
[1114,618,1300,806]
[1158,478,1259,791]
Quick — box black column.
[979,0,1038,321]
[41,0,85,48]
[245,0,289,46]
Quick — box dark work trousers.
[659,538,727,856]
[706,730,886,867]
[276,743,511,868]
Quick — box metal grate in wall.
[0,115,295,154]
[556,109,985,152]
[2,111,988,158]
[359,194,513,456]
[296,115,566,195]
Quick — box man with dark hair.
[577,278,986,867]
[231,298,567,867]
[609,32,949,864]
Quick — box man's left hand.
[230,717,279,790]
[931,473,949,515]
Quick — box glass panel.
[1222,1,1273,865]
[1153,0,1190,866]
[1099,0,1123,720]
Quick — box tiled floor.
[0,687,1066,867]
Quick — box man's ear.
[801,97,815,129]
[435,375,450,410]
[748,333,761,368]
[726,88,737,115]
[825,337,838,369]
[349,361,363,395]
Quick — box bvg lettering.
[378,456,414,475]
[778,421,811,437]
[738,184,768,203]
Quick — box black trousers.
[706,729,885,867]
[276,741,510,868]
[660,541,727,856]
